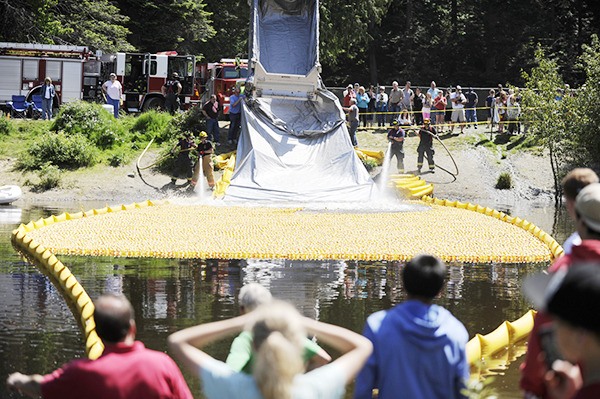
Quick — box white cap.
[575,183,600,232]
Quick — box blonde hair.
[44,77,52,84]
[251,301,306,399]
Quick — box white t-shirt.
[450,92,466,109]
[103,80,122,100]
[376,92,388,104]
[200,358,346,399]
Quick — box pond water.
[0,201,574,398]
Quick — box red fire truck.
[0,42,99,111]
[108,51,195,112]
[0,42,195,114]
[195,58,248,114]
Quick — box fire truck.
[107,51,195,112]
[0,42,195,114]
[196,58,248,115]
[0,42,98,111]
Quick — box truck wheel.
[143,97,164,111]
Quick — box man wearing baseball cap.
[550,182,600,272]
[386,120,405,173]
[521,182,600,398]
[522,263,600,399]
[102,72,123,118]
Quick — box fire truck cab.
[196,58,248,115]
[108,52,195,112]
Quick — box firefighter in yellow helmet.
[191,131,215,190]
[417,118,436,174]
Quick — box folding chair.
[7,95,30,118]
[30,95,43,119]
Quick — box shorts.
[451,109,466,122]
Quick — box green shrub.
[130,111,172,142]
[154,145,178,174]
[0,116,14,136]
[159,106,206,143]
[107,151,128,167]
[35,164,61,190]
[51,101,125,149]
[495,172,513,189]
[24,132,96,169]
[16,120,53,138]
[361,157,378,172]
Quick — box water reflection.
[0,205,22,225]
[0,203,575,398]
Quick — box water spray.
[378,141,393,195]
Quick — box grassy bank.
[0,103,545,192]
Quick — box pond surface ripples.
[0,201,575,398]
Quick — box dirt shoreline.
[1,131,555,213]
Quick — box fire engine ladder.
[0,42,88,58]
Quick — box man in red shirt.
[7,294,193,399]
[523,263,600,399]
[520,183,600,398]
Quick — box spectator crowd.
[342,80,525,135]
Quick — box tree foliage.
[0,0,134,52]
[321,0,600,87]
[53,0,134,52]
[569,35,600,168]
[115,0,214,54]
[200,0,249,62]
[1,0,600,87]
[521,35,600,201]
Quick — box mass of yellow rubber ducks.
[13,198,560,263]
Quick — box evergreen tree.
[116,0,214,55]
[0,0,133,52]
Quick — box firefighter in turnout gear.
[191,131,215,190]
[417,118,436,174]
[387,120,406,173]
[171,131,196,185]
[162,72,182,115]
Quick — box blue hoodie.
[354,300,469,399]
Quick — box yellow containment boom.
[12,202,541,371]
[467,309,536,365]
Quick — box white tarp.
[225,0,376,202]
[225,89,376,202]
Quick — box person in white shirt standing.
[376,86,388,128]
[102,73,123,118]
[449,85,466,134]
